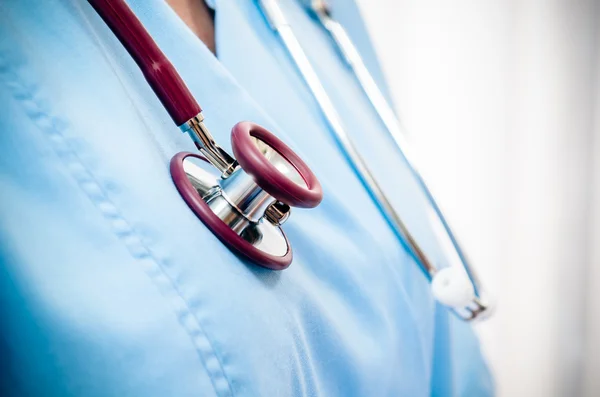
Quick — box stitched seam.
[73,0,172,163]
[0,45,233,397]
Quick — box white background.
[355,0,600,396]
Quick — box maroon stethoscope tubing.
[88,0,200,125]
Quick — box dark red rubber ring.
[231,122,323,208]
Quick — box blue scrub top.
[0,0,493,396]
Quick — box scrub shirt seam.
[0,48,234,397]
[73,0,173,163]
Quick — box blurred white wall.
[584,16,600,396]
[355,0,599,396]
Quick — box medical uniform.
[0,0,493,395]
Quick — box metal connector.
[179,113,237,178]
[265,201,291,226]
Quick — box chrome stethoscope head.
[172,116,322,269]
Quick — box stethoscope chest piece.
[170,122,322,270]
[88,0,323,268]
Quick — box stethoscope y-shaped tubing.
[88,0,201,125]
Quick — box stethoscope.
[257,0,493,321]
[87,0,491,321]
[89,0,323,270]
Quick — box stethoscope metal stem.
[179,114,238,177]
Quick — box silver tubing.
[258,0,490,320]
[258,0,435,276]
[307,4,486,297]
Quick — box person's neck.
[166,0,216,54]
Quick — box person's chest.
[0,0,462,395]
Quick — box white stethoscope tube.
[311,3,488,305]
[258,0,492,320]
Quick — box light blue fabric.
[0,0,493,396]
